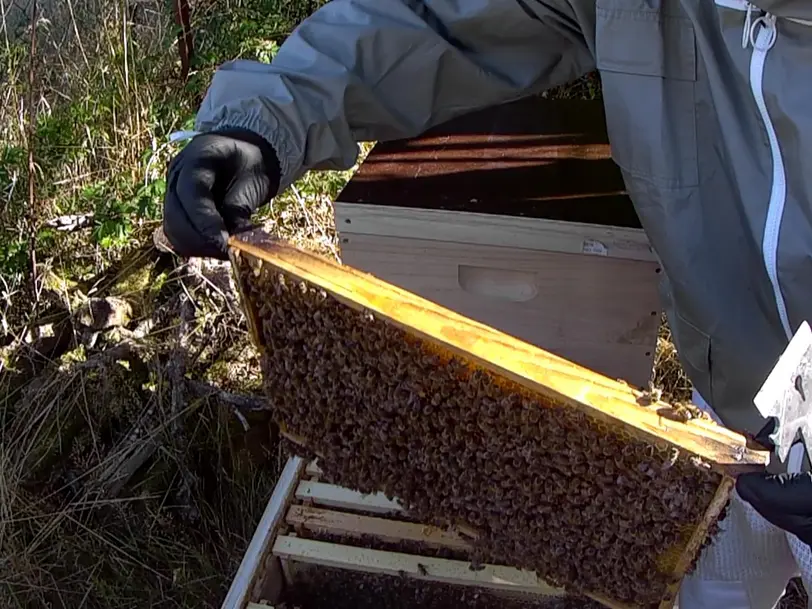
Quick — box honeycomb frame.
[228,230,767,609]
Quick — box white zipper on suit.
[716,0,792,339]
[747,13,792,340]
[714,1,808,474]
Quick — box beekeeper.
[160,1,812,606]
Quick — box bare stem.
[26,0,39,317]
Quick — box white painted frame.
[220,457,305,609]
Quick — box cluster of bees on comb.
[283,566,604,609]
[237,255,726,608]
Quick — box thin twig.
[121,0,129,91]
[173,0,193,80]
[65,0,90,69]
[26,0,39,318]
[165,280,199,518]
[0,0,10,55]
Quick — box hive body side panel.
[338,232,660,388]
[334,203,656,262]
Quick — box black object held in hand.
[736,418,812,547]
[162,128,281,260]
[737,470,812,547]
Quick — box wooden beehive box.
[334,97,660,388]
[226,232,767,609]
[221,456,594,609]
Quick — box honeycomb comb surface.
[287,565,604,609]
[235,255,725,609]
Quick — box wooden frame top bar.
[229,231,767,475]
[272,536,567,598]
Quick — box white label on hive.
[582,239,608,256]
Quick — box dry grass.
[0,0,331,335]
[0,256,286,608]
[651,319,694,404]
[2,0,183,338]
[0,5,361,601]
[0,3,363,603]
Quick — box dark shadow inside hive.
[335,97,640,229]
[236,254,726,609]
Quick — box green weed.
[0,0,331,328]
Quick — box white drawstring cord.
[750,14,778,50]
[742,2,755,48]
[741,3,778,51]
[169,130,201,143]
[143,130,201,187]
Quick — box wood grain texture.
[335,97,640,230]
[295,481,404,515]
[228,232,767,475]
[338,232,660,387]
[271,536,570,600]
[334,203,655,262]
[286,505,472,552]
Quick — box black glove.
[736,418,812,546]
[163,127,281,260]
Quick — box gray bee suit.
[193,0,812,605]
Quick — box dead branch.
[168,296,193,424]
[186,380,270,412]
[15,339,145,411]
[90,375,267,500]
[80,243,161,300]
[76,297,133,331]
[90,395,161,500]
[173,0,193,80]
[73,340,146,371]
[165,283,199,520]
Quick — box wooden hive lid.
[336,96,641,229]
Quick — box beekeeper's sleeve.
[195,0,594,193]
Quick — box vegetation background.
[0,1,804,607]
[1,2,355,606]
